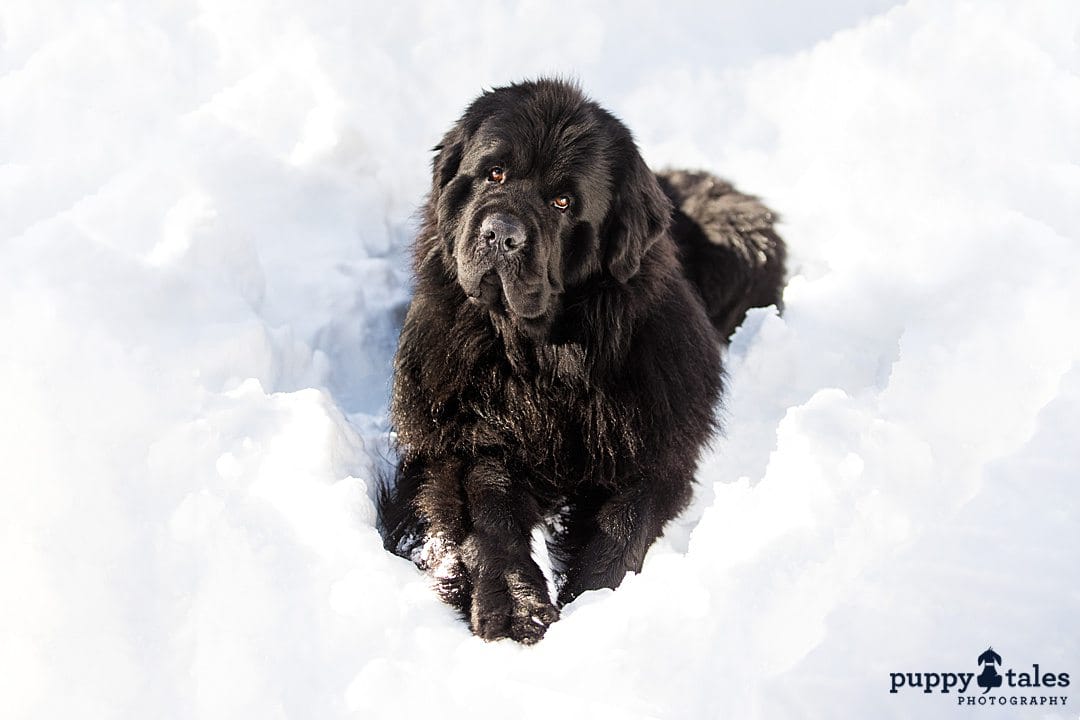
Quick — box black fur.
[379,79,785,643]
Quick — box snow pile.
[2,0,1078,717]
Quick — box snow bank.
[1,0,1077,717]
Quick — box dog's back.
[658,170,787,340]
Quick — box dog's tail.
[657,170,787,340]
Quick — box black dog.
[379,79,785,643]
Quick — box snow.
[2,0,1078,717]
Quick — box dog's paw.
[413,533,472,612]
[508,592,559,645]
[469,576,514,641]
[470,572,559,644]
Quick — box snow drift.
[1,0,1077,718]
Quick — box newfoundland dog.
[379,78,785,643]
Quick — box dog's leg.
[381,456,475,615]
[460,458,559,643]
[555,477,690,606]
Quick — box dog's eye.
[551,194,572,212]
[487,166,506,183]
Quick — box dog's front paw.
[470,571,559,644]
[507,579,560,645]
[413,533,472,611]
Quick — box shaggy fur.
[379,79,785,643]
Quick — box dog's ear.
[603,152,672,283]
[431,125,466,196]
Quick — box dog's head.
[428,79,671,326]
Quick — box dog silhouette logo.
[977,647,1003,693]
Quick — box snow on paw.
[508,593,559,645]
[505,570,559,644]
[414,532,472,612]
[469,570,558,644]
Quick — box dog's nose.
[480,213,525,254]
